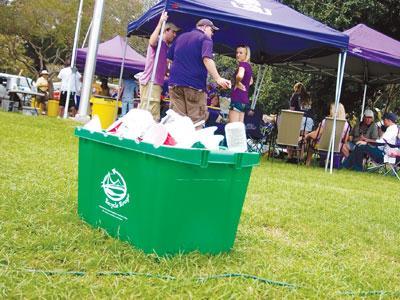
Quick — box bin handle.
[234,153,244,169]
[200,150,209,168]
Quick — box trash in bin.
[75,127,260,255]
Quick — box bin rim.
[75,127,260,168]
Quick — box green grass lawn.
[1,111,399,299]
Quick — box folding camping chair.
[244,106,271,154]
[272,109,304,163]
[366,128,400,180]
[367,154,400,180]
[308,117,348,168]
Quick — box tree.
[0,0,145,78]
[280,0,400,116]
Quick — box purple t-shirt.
[231,61,252,104]
[139,41,168,86]
[168,29,213,91]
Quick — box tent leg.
[82,20,93,48]
[325,53,342,172]
[77,0,105,119]
[360,83,368,120]
[146,21,167,112]
[251,66,267,110]
[114,37,129,120]
[250,65,262,109]
[326,51,347,173]
[63,0,84,119]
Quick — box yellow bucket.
[90,97,118,129]
[47,100,59,117]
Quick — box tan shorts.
[139,83,162,121]
[169,86,207,124]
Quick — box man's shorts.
[229,101,249,113]
[169,85,207,124]
[36,91,48,104]
[139,83,162,121]
[59,91,76,108]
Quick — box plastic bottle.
[225,122,247,152]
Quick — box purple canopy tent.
[127,0,348,63]
[76,35,145,78]
[127,0,350,173]
[276,24,400,118]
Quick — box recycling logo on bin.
[99,169,129,221]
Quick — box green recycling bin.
[75,128,260,255]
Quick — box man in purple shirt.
[139,12,179,121]
[167,18,230,126]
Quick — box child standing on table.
[229,45,253,123]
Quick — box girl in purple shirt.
[229,45,253,123]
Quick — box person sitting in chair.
[287,82,314,163]
[342,109,379,157]
[305,102,349,166]
[342,112,398,171]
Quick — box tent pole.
[331,51,347,173]
[325,52,342,172]
[252,66,267,110]
[145,21,166,112]
[250,65,262,109]
[360,61,368,120]
[77,0,105,119]
[360,83,368,120]
[63,0,84,119]
[82,19,93,48]
[326,51,347,173]
[114,37,129,120]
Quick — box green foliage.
[1,112,400,298]
[0,34,33,75]
[0,0,145,77]
[281,0,400,117]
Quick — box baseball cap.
[363,109,374,119]
[165,22,180,32]
[196,18,219,31]
[382,112,398,123]
[40,70,49,75]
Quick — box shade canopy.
[127,0,348,64]
[276,24,400,85]
[76,35,145,78]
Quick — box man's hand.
[159,11,168,24]
[216,77,231,89]
[203,57,231,89]
[149,11,169,47]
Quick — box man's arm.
[149,12,168,47]
[203,57,230,89]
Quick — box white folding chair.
[309,117,347,168]
[273,110,304,163]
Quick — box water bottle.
[225,122,247,152]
